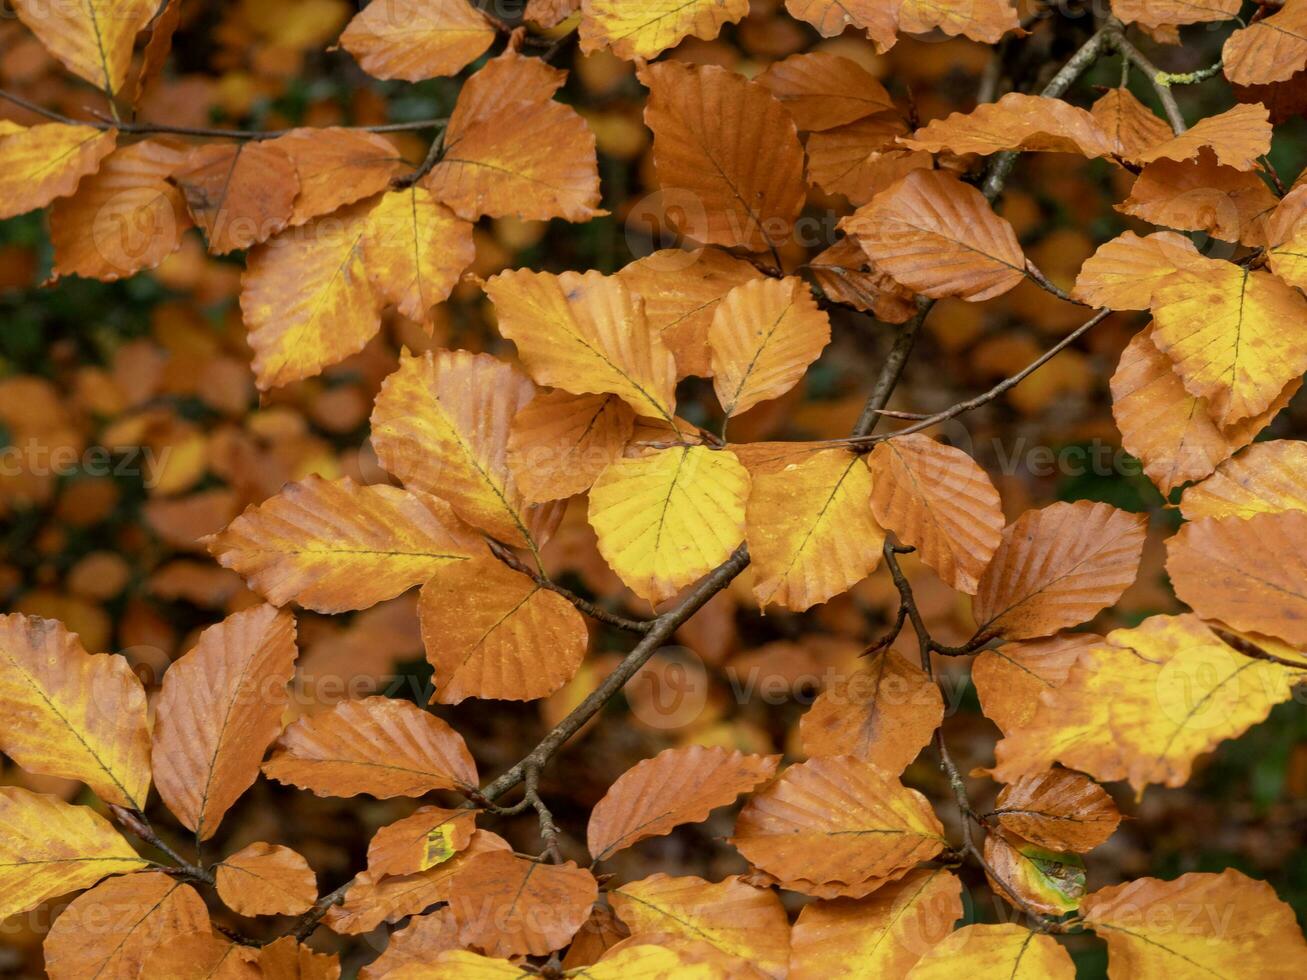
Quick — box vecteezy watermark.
[0,440,175,488]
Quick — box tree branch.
[1105,31,1188,134]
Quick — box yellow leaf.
[1268,189,1307,290]
[418,558,589,703]
[361,186,474,325]
[0,612,150,807]
[209,475,481,614]
[992,615,1306,792]
[263,695,478,797]
[588,446,750,603]
[643,60,806,254]
[12,0,158,93]
[1082,869,1307,978]
[448,852,597,957]
[842,170,1026,302]
[869,434,1004,594]
[1071,231,1203,310]
[745,448,884,611]
[485,269,678,420]
[1151,259,1307,426]
[215,842,317,917]
[709,277,831,417]
[0,787,147,921]
[790,869,963,980]
[507,391,636,503]
[902,92,1114,158]
[905,923,1074,979]
[609,874,790,977]
[152,604,298,840]
[1180,440,1307,519]
[241,199,379,390]
[366,806,477,877]
[339,0,496,81]
[579,0,749,59]
[0,122,117,220]
[370,349,544,548]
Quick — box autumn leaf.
[357,908,460,979]
[419,557,589,703]
[898,0,1021,43]
[49,139,191,281]
[0,612,150,807]
[1112,0,1240,29]
[0,122,118,221]
[208,475,481,614]
[42,872,209,980]
[215,842,318,917]
[1118,153,1278,246]
[258,937,341,980]
[905,923,1074,978]
[709,277,831,418]
[367,807,477,878]
[141,931,261,978]
[982,831,1084,915]
[842,170,1027,301]
[972,501,1147,640]
[869,435,1004,593]
[1167,510,1307,646]
[11,0,158,93]
[800,649,944,774]
[507,391,636,503]
[732,756,947,897]
[790,869,963,980]
[1137,103,1272,171]
[992,770,1120,852]
[1071,231,1203,310]
[1180,440,1307,520]
[586,745,779,862]
[992,615,1305,792]
[370,349,544,548]
[267,127,405,226]
[1082,869,1307,977]
[1090,86,1175,163]
[339,0,496,81]
[1267,184,1307,290]
[902,93,1114,159]
[609,874,790,977]
[447,851,598,958]
[971,633,1101,736]
[643,60,806,253]
[578,0,749,59]
[785,0,897,51]
[0,787,147,921]
[486,269,678,420]
[589,445,749,603]
[1223,1,1307,86]
[263,695,478,798]
[176,141,300,255]
[152,604,298,840]
[757,51,895,131]
[806,114,931,205]
[807,237,918,323]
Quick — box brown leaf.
[785,0,897,51]
[1112,0,1239,28]
[800,650,943,775]
[448,851,598,958]
[972,501,1147,640]
[643,60,806,253]
[903,92,1114,158]
[507,392,636,503]
[1117,152,1279,246]
[367,806,477,878]
[1224,1,1307,86]
[993,770,1121,852]
[807,237,917,323]
[215,842,318,917]
[587,745,779,863]
[358,909,460,979]
[805,115,932,204]
[259,937,341,980]
[982,832,1085,915]
[175,142,300,254]
[898,0,1020,42]
[152,604,298,839]
[869,434,1004,594]
[339,0,496,81]
[842,170,1026,302]
[1090,86,1174,163]
[757,51,894,131]
[419,558,589,703]
[972,633,1101,736]
[262,695,478,798]
[1137,103,1272,171]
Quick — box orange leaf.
[367,807,477,878]
[757,51,894,131]
[902,93,1114,158]
[1137,103,1272,171]
[507,392,636,503]
[215,842,318,917]
[339,0,495,81]
[357,908,460,979]
[1180,440,1307,520]
[1112,0,1240,28]
[361,187,475,325]
[1223,1,1307,86]
[175,142,300,254]
[1117,152,1278,246]
[1090,86,1174,163]
[784,0,897,52]
[805,114,930,205]
[11,0,158,93]
[266,127,405,226]
[259,937,341,980]
[993,770,1121,852]
[972,633,1101,736]
[0,122,117,220]
[898,0,1020,42]
[1071,231,1203,310]
[807,237,918,323]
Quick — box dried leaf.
[215,842,318,916]
[209,475,480,614]
[898,0,1020,43]
[785,0,897,52]
[746,448,884,611]
[152,604,298,839]
[339,0,495,81]
[507,392,636,503]
[806,115,932,205]
[982,831,1084,915]
[358,908,460,979]
[587,745,779,862]
[367,807,477,878]
[1071,231,1203,310]
[263,696,478,798]
[1223,1,1307,86]
[0,122,117,220]
[903,93,1113,158]
[1137,103,1272,171]
[972,633,1101,736]
[361,187,475,325]
[993,770,1121,852]
[0,612,150,807]
[1090,87,1174,163]
[176,142,300,254]
[906,923,1074,978]
[757,52,894,131]
[807,237,918,323]
[259,937,341,980]
[579,0,749,59]
[1111,0,1240,28]
[1180,440,1307,520]
[1117,154,1278,246]
[11,0,157,93]
[842,170,1026,302]
[141,931,261,979]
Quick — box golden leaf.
[1180,440,1307,519]
[1267,186,1307,289]
[1117,153,1278,246]
[209,475,481,614]
[366,807,477,878]
[587,745,779,863]
[973,501,1146,640]
[588,446,750,603]
[215,842,318,917]
[1090,86,1174,163]
[0,612,150,807]
[578,0,749,59]
[263,695,478,797]
[1223,1,1307,86]
[0,122,117,220]
[972,633,1101,736]
[1137,103,1272,170]
[267,127,406,226]
[339,0,496,81]
[486,269,678,420]
[746,449,883,611]
[869,434,1004,593]
[993,769,1120,852]
[902,93,1114,158]
[1071,231,1203,310]
[905,923,1073,978]
[842,170,1026,302]
[643,60,806,253]
[756,51,895,131]
[361,186,474,325]
[507,392,636,503]
[709,277,831,418]
[0,787,147,921]
[152,604,298,840]
[11,0,158,93]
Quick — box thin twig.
[1025,259,1083,303]
[392,124,448,189]
[525,766,564,863]
[1106,31,1188,134]
[110,806,214,884]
